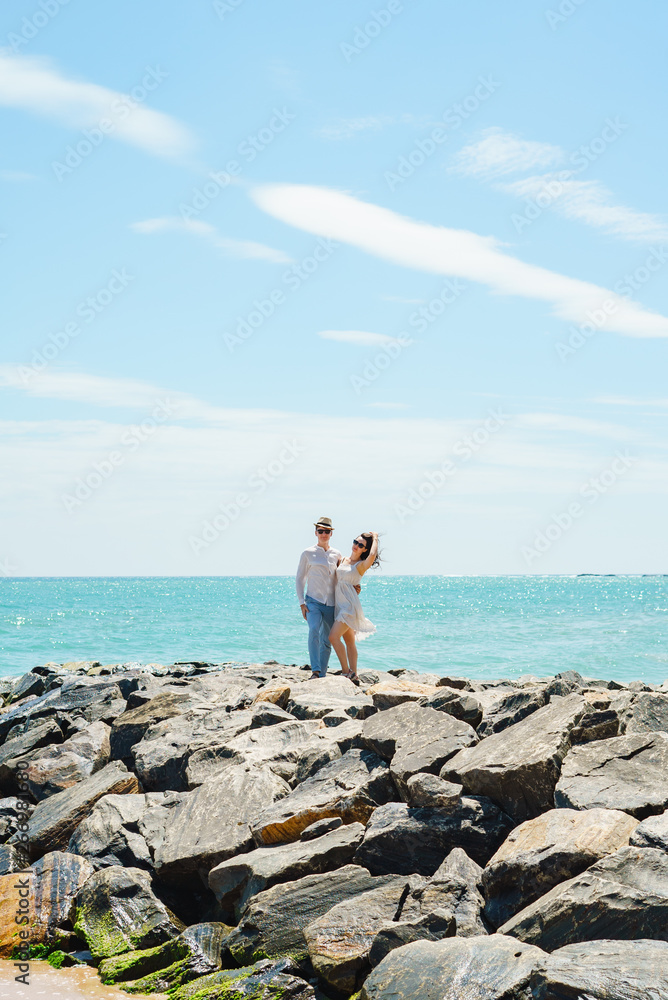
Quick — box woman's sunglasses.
[352,539,366,548]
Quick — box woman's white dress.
[334,560,376,640]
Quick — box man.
[296,517,341,680]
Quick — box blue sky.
[1,0,667,576]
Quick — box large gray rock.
[630,811,668,852]
[208,822,365,917]
[23,721,110,800]
[251,749,394,846]
[154,762,290,882]
[476,687,548,738]
[0,796,34,842]
[418,687,483,728]
[442,694,587,821]
[483,807,639,927]
[620,692,668,734]
[287,675,374,720]
[555,731,668,818]
[29,851,95,948]
[74,865,185,958]
[225,865,399,965]
[68,790,183,870]
[21,760,139,857]
[406,773,463,809]
[535,938,668,999]
[389,711,477,799]
[360,934,547,1000]
[109,691,188,759]
[499,845,668,951]
[354,798,514,873]
[0,719,63,792]
[0,678,126,742]
[429,847,488,936]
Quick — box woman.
[329,531,379,684]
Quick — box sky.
[1,0,667,576]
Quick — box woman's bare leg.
[329,621,350,674]
[343,629,358,677]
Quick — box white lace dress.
[334,560,376,640]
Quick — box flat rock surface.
[21,760,139,857]
[555,731,668,818]
[354,798,514,872]
[499,845,668,951]
[482,807,639,927]
[287,675,374,720]
[536,938,668,999]
[251,748,394,845]
[442,694,587,821]
[360,934,547,1000]
[208,821,365,917]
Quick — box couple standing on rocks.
[296,516,380,684]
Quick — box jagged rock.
[418,688,483,728]
[436,675,475,691]
[251,748,394,845]
[74,865,185,958]
[476,687,548,738]
[0,844,28,874]
[250,702,294,727]
[23,721,111,801]
[569,707,620,744]
[482,807,639,927]
[7,670,46,704]
[110,692,188,759]
[169,957,316,1000]
[630,811,668,851]
[535,938,668,999]
[406,773,463,809]
[208,822,365,917]
[619,692,668,734]
[225,864,399,965]
[98,921,229,988]
[39,677,128,728]
[555,731,668,818]
[68,790,183,870]
[354,797,514,873]
[499,845,668,951]
[252,682,291,710]
[360,934,547,1000]
[286,675,375,720]
[304,876,418,993]
[365,679,438,711]
[429,847,487,936]
[154,762,290,882]
[21,760,139,857]
[301,816,343,840]
[0,795,34,842]
[390,715,477,799]
[0,719,63,792]
[442,694,587,821]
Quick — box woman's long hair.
[357,531,381,567]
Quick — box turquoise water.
[1,576,667,683]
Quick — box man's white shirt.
[296,545,341,607]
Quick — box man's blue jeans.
[305,596,335,677]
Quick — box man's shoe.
[308,672,319,680]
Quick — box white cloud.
[317,113,427,141]
[131,217,292,264]
[250,182,668,338]
[0,54,194,159]
[317,330,404,347]
[451,127,563,179]
[594,396,668,409]
[503,175,668,242]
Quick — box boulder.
[21,760,139,857]
[629,811,668,852]
[354,798,514,873]
[499,845,668,951]
[252,682,291,710]
[0,796,34,842]
[286,675,374,720]
[168,957,316,1000]
[365,679,439,711]
[250,703,294,727]
[7,670,47,704]
[389,715,477,799]
[23,721,111,800]
[535,938,668,999]
[418,688,483,728]
[360,934,547,1000]
[225,864,399,965]
[154,762,290,882]
[98,921,229,989]
[0,844,28,874]
[555,731,668,818]
[482,807,639,927]
[436,675,475,691]
[250,749,394,845]
[68,790,183,870]
[475,687,548,738]
[442,694,587,821]
[291,741,342,786]
[405,774,463,809]
[619,691,668,734]
[0,719,63,792]
[74,865,185,958]
[301,816,343,840]
[208,822,365,917]
[429,847,487,936]
[110,692,188,759]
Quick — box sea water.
[0,575,666,684]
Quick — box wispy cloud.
[131,217,292,264]
[503,175,668,242]
[0,169,37,182]
[317,329,404,347]
[0,54,194,159]
[251,183,668,338]
[451,127,563,179]
[317,113,427,141]
[594,395,668,408]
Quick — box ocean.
[1,575,667,684]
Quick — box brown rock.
[252,683,291,710]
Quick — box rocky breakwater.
[0,660,667,998]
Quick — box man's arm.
[296,551,309,618]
